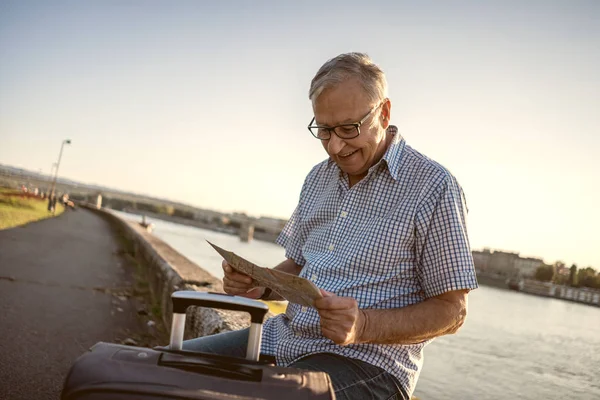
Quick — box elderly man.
[184,53,478,400]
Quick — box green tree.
[551,261,567,285]
[535,265,555,282]
[153,204,167,214]
[173,208,194,219]
[569,264,578,287]
[578,267,598,289]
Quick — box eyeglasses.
[307,100,385,140]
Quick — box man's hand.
[314,289,366,346]
[222,260,265,299]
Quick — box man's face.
[313,79,391,184]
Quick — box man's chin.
[338,165,367,179]
[336,164,355,174]
[335,158,363,172]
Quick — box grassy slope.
[0,190,64,230]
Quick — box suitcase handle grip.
[169,291,269,360]
[171,291,269,324]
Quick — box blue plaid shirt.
[261,126,478,396]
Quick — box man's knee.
[290,353,407,400]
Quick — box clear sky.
[1,0,598,268]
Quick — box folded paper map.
[207,241,323,307]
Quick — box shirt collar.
[380,125,405,181]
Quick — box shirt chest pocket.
[348,217,414,269]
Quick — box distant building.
[514,257,545,278]
[489,251,520,277]
[473,248,524,277]
[228,212,251,227]
[255,216,287,232]
[472,249,492,272]
[473,248,550,279]
[193,209,223,224]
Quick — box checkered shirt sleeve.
[416,173,476,297]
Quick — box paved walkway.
[0,208,146,400]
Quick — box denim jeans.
[182,328,409,400]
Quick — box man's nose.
[327,133,346,155]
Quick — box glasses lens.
[334,125,359,139]
[310,127,330,139]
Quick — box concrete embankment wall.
[519,279,600,306]
[82,204,254,340]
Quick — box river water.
[115,211,600,399]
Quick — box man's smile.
[339,149,359,158]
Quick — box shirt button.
[301,306,307,312]
[311,274,318,281]
[340,211,348,218]
[328,244,334,251]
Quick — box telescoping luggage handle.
[170,291,270,361]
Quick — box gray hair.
[309,52,388,106]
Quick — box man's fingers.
[222,259,259,297]
[223,276,254,289]
[244,287,265,299]
[222,266,253,285]
[320,325,350,346]
[224,286,264,299]
[315,296,356,311]
[225,287,254,296]
[221,261,252,281]
[223,279,255,295]
[318,309,352,321]
[227,272,253,284]
[221,260,231,273]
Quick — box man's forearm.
[262,258,303,301]
[358,290,468,345]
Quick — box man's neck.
[347,131,393,188]
[348,172,367,188]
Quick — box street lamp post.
[47,162,58,196]
[48,139,71,212]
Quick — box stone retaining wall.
[83,204,253,340]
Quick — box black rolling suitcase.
[61,291,335,399]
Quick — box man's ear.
[380,99,392,129]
